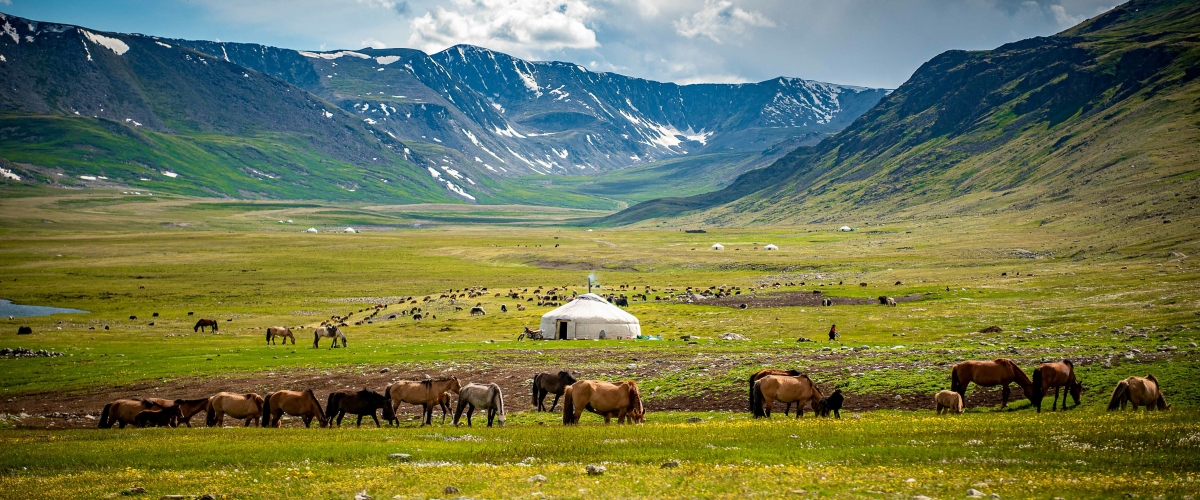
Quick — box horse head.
[560,371,577,384]
[449,377,462,393]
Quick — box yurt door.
[557,320,569,340]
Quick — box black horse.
[326,388,395,427]
[818,389,844,418]
[532,371,577,412]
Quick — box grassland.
[0,191,1197,498]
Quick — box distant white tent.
[305,228,319,233]
[839,226,853,232]
[763,244,779,250]
[539,294,641,340]
[711,243,724,250]
[344,227,358,233]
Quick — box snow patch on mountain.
[80,29,129,55]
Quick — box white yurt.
[305,227,319,233]
[539,294,641,340]
[839,226,853,232]
[711,243,724,250]
[763,244,779,250]
[344,227,358,233]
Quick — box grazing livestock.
[886,297,897,307]
[751,375,823,418]
[207,392,264,427]
[562,380,644,425]
[454,383,507,427]
[1031,360,1082,412]
[327,389,395,427]
[818,389,844,418]
[261,389,327,428]
[1108,375,1170,411]
[501,304,508,313]
[935,390,964,415]
[135,406,182,427]
[173,398,212,427]
[16,326,31,335]
[194,319,218,333]
[470,307,486,316]
[532,371,577,412]
[266,326,296,345]
[748,369,802,414]
[950,358,1034,409]
[99,399,164,429]
[386,377,462,426]
[312,325,347,349]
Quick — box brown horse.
[99,399,165,428]
[194,319,218,333]
[261,389,327,427]
[208,392,264,427]
[135,407,182,427]
[562,380,644,425]
[386,377,462,425]
[327,388,396,427]
[1107,375,1170,411]
[1032,360,1082,412]
[950,358,1033,408]
[173,398,212,427]
[748,368,802,414]
[751,375,823,418]
[266,326,295,345]
[532,371,577,412]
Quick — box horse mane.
[175,398,210,406]
[1000,358,1033,386]
[1062,359,1074,368]
[1146,374,1159,384]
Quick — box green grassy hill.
[604,0,1200,230]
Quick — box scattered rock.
[661,460,680,468]
[718,332,748,340]
[990,494,1001,499]
[967,489,984,497]
[913,496,933,500]
[388,453,412,462]
[979,325,1002,333]
[528,474,547,482]
[354,490,373,500]
[379,367,390,374]
[121,486,146,496]
[585,464,606,475]
[443,486,459,495]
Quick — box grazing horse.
[950,358,1033,409]
[751,375,823,418]
[454,383,507,427]
[470,307,486,315]
[327,388,395,427]
[562,380,644,425]
[135,407,182,427]
[386,377,462,426]
[886,297,897,307]
[261,389,327,428]
[99,399,165,429]
[312,325,347,349]
[748,369,802,414]
[207,392,264,427]
[935,390,964,414]
[173,398,212,427]
[1031,360,1082,412]
[818,389,844,418]
[194,319,218,333]
[532,371,577,412]
[1108,375,1170,411]
[266,326,296,345]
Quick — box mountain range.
[0,12,886,206]
[605,0,1200,231]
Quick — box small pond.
[0,299,88,317]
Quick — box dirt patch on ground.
[697,292,925,309]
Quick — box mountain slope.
[604,0,1200,229]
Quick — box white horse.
[313,325,347,349]
[453,383,506,427]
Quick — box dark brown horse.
[261,389,327,427]
[194,319,218,333]
[532,371,577,412]
[99,399,165,428]
[173,398,212,427]
[1032,360,1082,412]
[135,406,182,427]
[748,368,802,414]
[327,388,396,427]
[950,358,1033,409]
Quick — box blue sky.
[3,0,1117,88]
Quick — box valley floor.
[0,192,1197,498]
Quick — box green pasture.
[0,192,1197,497]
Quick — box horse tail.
[950,365,961,394]
[1107,380,1128,411]
[751,381,765,418]
[261,392,273,427]
[266,329,271,344]
[532,374,541,406]
[1032,366,1043,401]
[205,399,216,427]
[99,403,113,429]
[326,392,340,419]
[748,373,758,412]
[562,386,575,424]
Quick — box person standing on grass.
[829,324,840,341]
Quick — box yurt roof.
[541,294,639,324]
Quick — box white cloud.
[674,0,774,44]
[1049,4,1085,28]
[361,38,387,49]
[408,0,599,57]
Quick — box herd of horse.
[96,357,1169,430]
